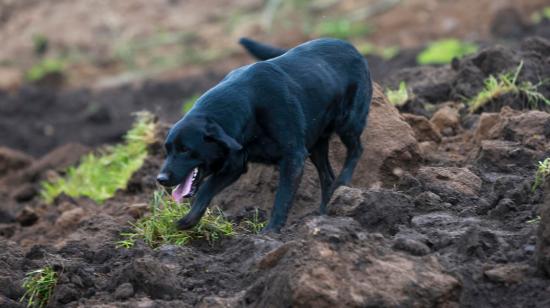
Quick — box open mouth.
[172,167,200,203]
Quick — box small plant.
[240,209,267,234]
[314,19,372,39]
[25,58,64,82]
[385,81,410,107]
[32,34,49,56]
[182,94,200,114]
[417,39,478,65]
[118,190,235,248]
[533,158,550,192]
[531,6,550,23]
[20,266,58,308]
[41,112,156,204]
[468,61,550,113]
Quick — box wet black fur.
[157,37,373,233]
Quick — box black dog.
[157,38,373,233]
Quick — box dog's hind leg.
[263,149,308,233]
[310,137,335,214]
[333,84,370,191]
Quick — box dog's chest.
[245,137,282,164]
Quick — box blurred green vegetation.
[385,81,410,106]
[182,94,200,114]
[41,112,156,204]
[531,6,550,23]
[25,58,65,82]
[417,39,478,65]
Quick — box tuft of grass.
[531,6,550,23]
[40,112,156,204]
[533,158,550,192]
[314,19,372,39]
[468,61,550,113]
[239,209,267,234]
[385,81,410,107]
[117,190,235,248]
[182,94,200,114]
[20,266,58,308]
[25,58,64,82]
[417,39,478,65]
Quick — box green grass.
[20,266,58,308]
[531,6,550,23]
[385,81,410,107]
[417,39,478,65]
[533,158,550,192]
[357,42,399,60]
[117,190,235,248]
[32,34,48,56]
[468,61,550,113]
[40,112,156,204]
[182,94,200,114]
[239,209,267,234]
[25,58,65,82]
[314,19,372,39]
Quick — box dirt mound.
[0,70,224,156]
[391,37,550,114]
[1,35,550,307]
[211,83,421,223]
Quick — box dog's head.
[156,115,241,202]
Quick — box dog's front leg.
[263,151,307,233]
[177,159,246,230]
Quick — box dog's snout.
[156,173,170,186]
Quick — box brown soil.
[1,1,550,307]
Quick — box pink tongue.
[172,169,195,203]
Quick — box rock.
[414,191,444,211]
[474,112,500,143]
[484,264,530,284]
[402,113,442,142]
[473,107,550,151]
[416,167,482,199]
[488,198,516,218]
[114,283,135,300]
[393,237,431,256]
[15,206,38,226]
[475,140,541,173]
[536,182,550,276]
[199,291,246,308]
[11,184,37,202]
[245,216,461,307]
[0,147,33,177]
[430,106,460,136]
[0,208,15,223]
[212,83,421,223]
[328,186,414,235]
[56,208,85,229]
[0,224,16,238]
[490,7,529,39]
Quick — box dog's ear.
[204,122,242,151]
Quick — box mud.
[1,32,550,308]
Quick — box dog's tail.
[239,37,287,60]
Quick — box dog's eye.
[177,144,188,153]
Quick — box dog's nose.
[156,173,170,186]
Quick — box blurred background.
[0,0,549,156]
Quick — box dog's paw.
[176,215,200,230]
